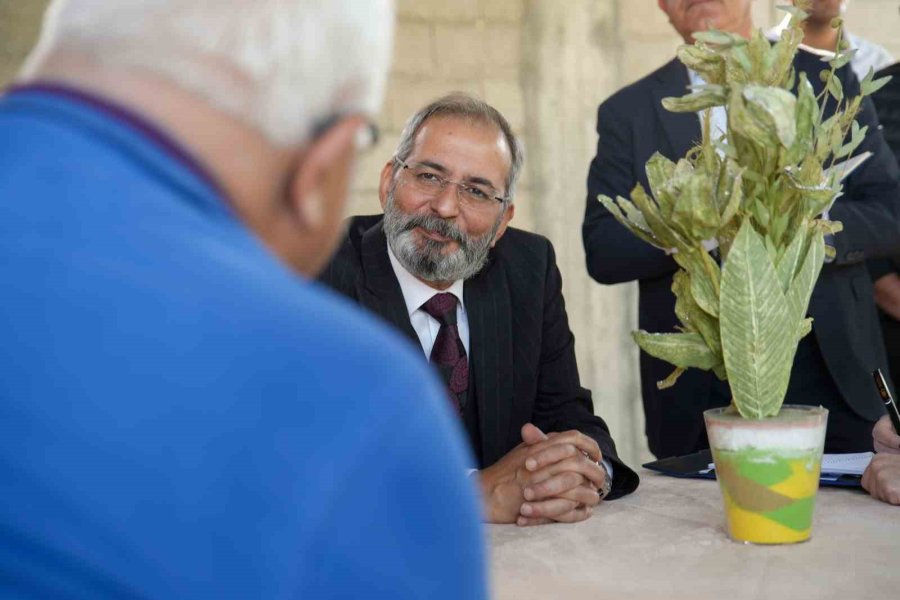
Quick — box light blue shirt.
[0,87,487,600]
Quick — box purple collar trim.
[6,82,229,203]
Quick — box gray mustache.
[401,214,465,245]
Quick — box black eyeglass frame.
[394,158,509,205]
[311,114,380,152]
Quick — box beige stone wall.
[0,0,49,86]
[844,0,900,59]
[1,0,898,466]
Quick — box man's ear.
[378,160,395,212]
[288,115,365,232]
[491,203,515,248]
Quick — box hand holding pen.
[872,369,900,454]
[873,416,900,454]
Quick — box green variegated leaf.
[633,330,719,370]
[829,49,856,70]
[727,45,752,82]
[657,367,687,390]
[770,26,803,86]
[786,74,817,164]
[663,86,728,113]
[631,184,685,249]
[775,227,807,293]
[720,222,796,418]
[713,363,727,380]
[799,317,813,339]
[597,194,663,249]
[742,85,797,148]
[694,250,722,317]
[671,172,719,240]
[673,270,722,356]
[747,28,771,79]
[826,73,844,102]
[677,45,725,84]
[817,219,843,235]
[835,121,869,159]
[718,163,744,225]
[815,113,842,161]
[673,249,721,317]
[672,270,694,329]
[786,228,825,325]
[646,153,676,192]
[861,74,891,96]
[617,197,652,234]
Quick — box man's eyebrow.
[465,176,496,189]
[416,160,498,189]
[418,160,450,174]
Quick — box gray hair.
[22,0,394,148]
[392,93,524,200]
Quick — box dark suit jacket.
[321,216,639,499]
[583,50,900,459]
[869,64,900,281]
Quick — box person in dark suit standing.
[870,63,900,383]
[583,0,900,459]
[321,93,638,526]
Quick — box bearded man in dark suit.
[321,93,638,526]
[583,0,900,459]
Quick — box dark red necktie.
[422,293,468,414]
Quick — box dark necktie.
[421,293,468,414]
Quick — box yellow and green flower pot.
[704,405,828,544]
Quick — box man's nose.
[429,182,461,218]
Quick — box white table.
[489,471,900,600]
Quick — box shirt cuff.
[601,458,614,485]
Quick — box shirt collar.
[386,243,465,316]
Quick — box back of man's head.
[23,0,393,148]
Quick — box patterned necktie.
[421,293,468,414]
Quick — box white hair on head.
[23,0,394,148]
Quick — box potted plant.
[599,6,889,544]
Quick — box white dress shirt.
[386,244,614,485]
[387,244,470,359]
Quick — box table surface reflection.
[489,471,900,600]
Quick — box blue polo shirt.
[0,86,486,599]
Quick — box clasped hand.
[478,423,607,526]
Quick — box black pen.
[872,369,900,435]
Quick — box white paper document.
[820,452,873,476]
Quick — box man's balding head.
[24,0,393,148]
[20,0,395,277]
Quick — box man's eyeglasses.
[395,159,508,208]
[312,114,380,154]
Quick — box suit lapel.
[651,59,702,160]
[359,221,419,345]
[464,255,514,466]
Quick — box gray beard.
[382,190,501,283]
